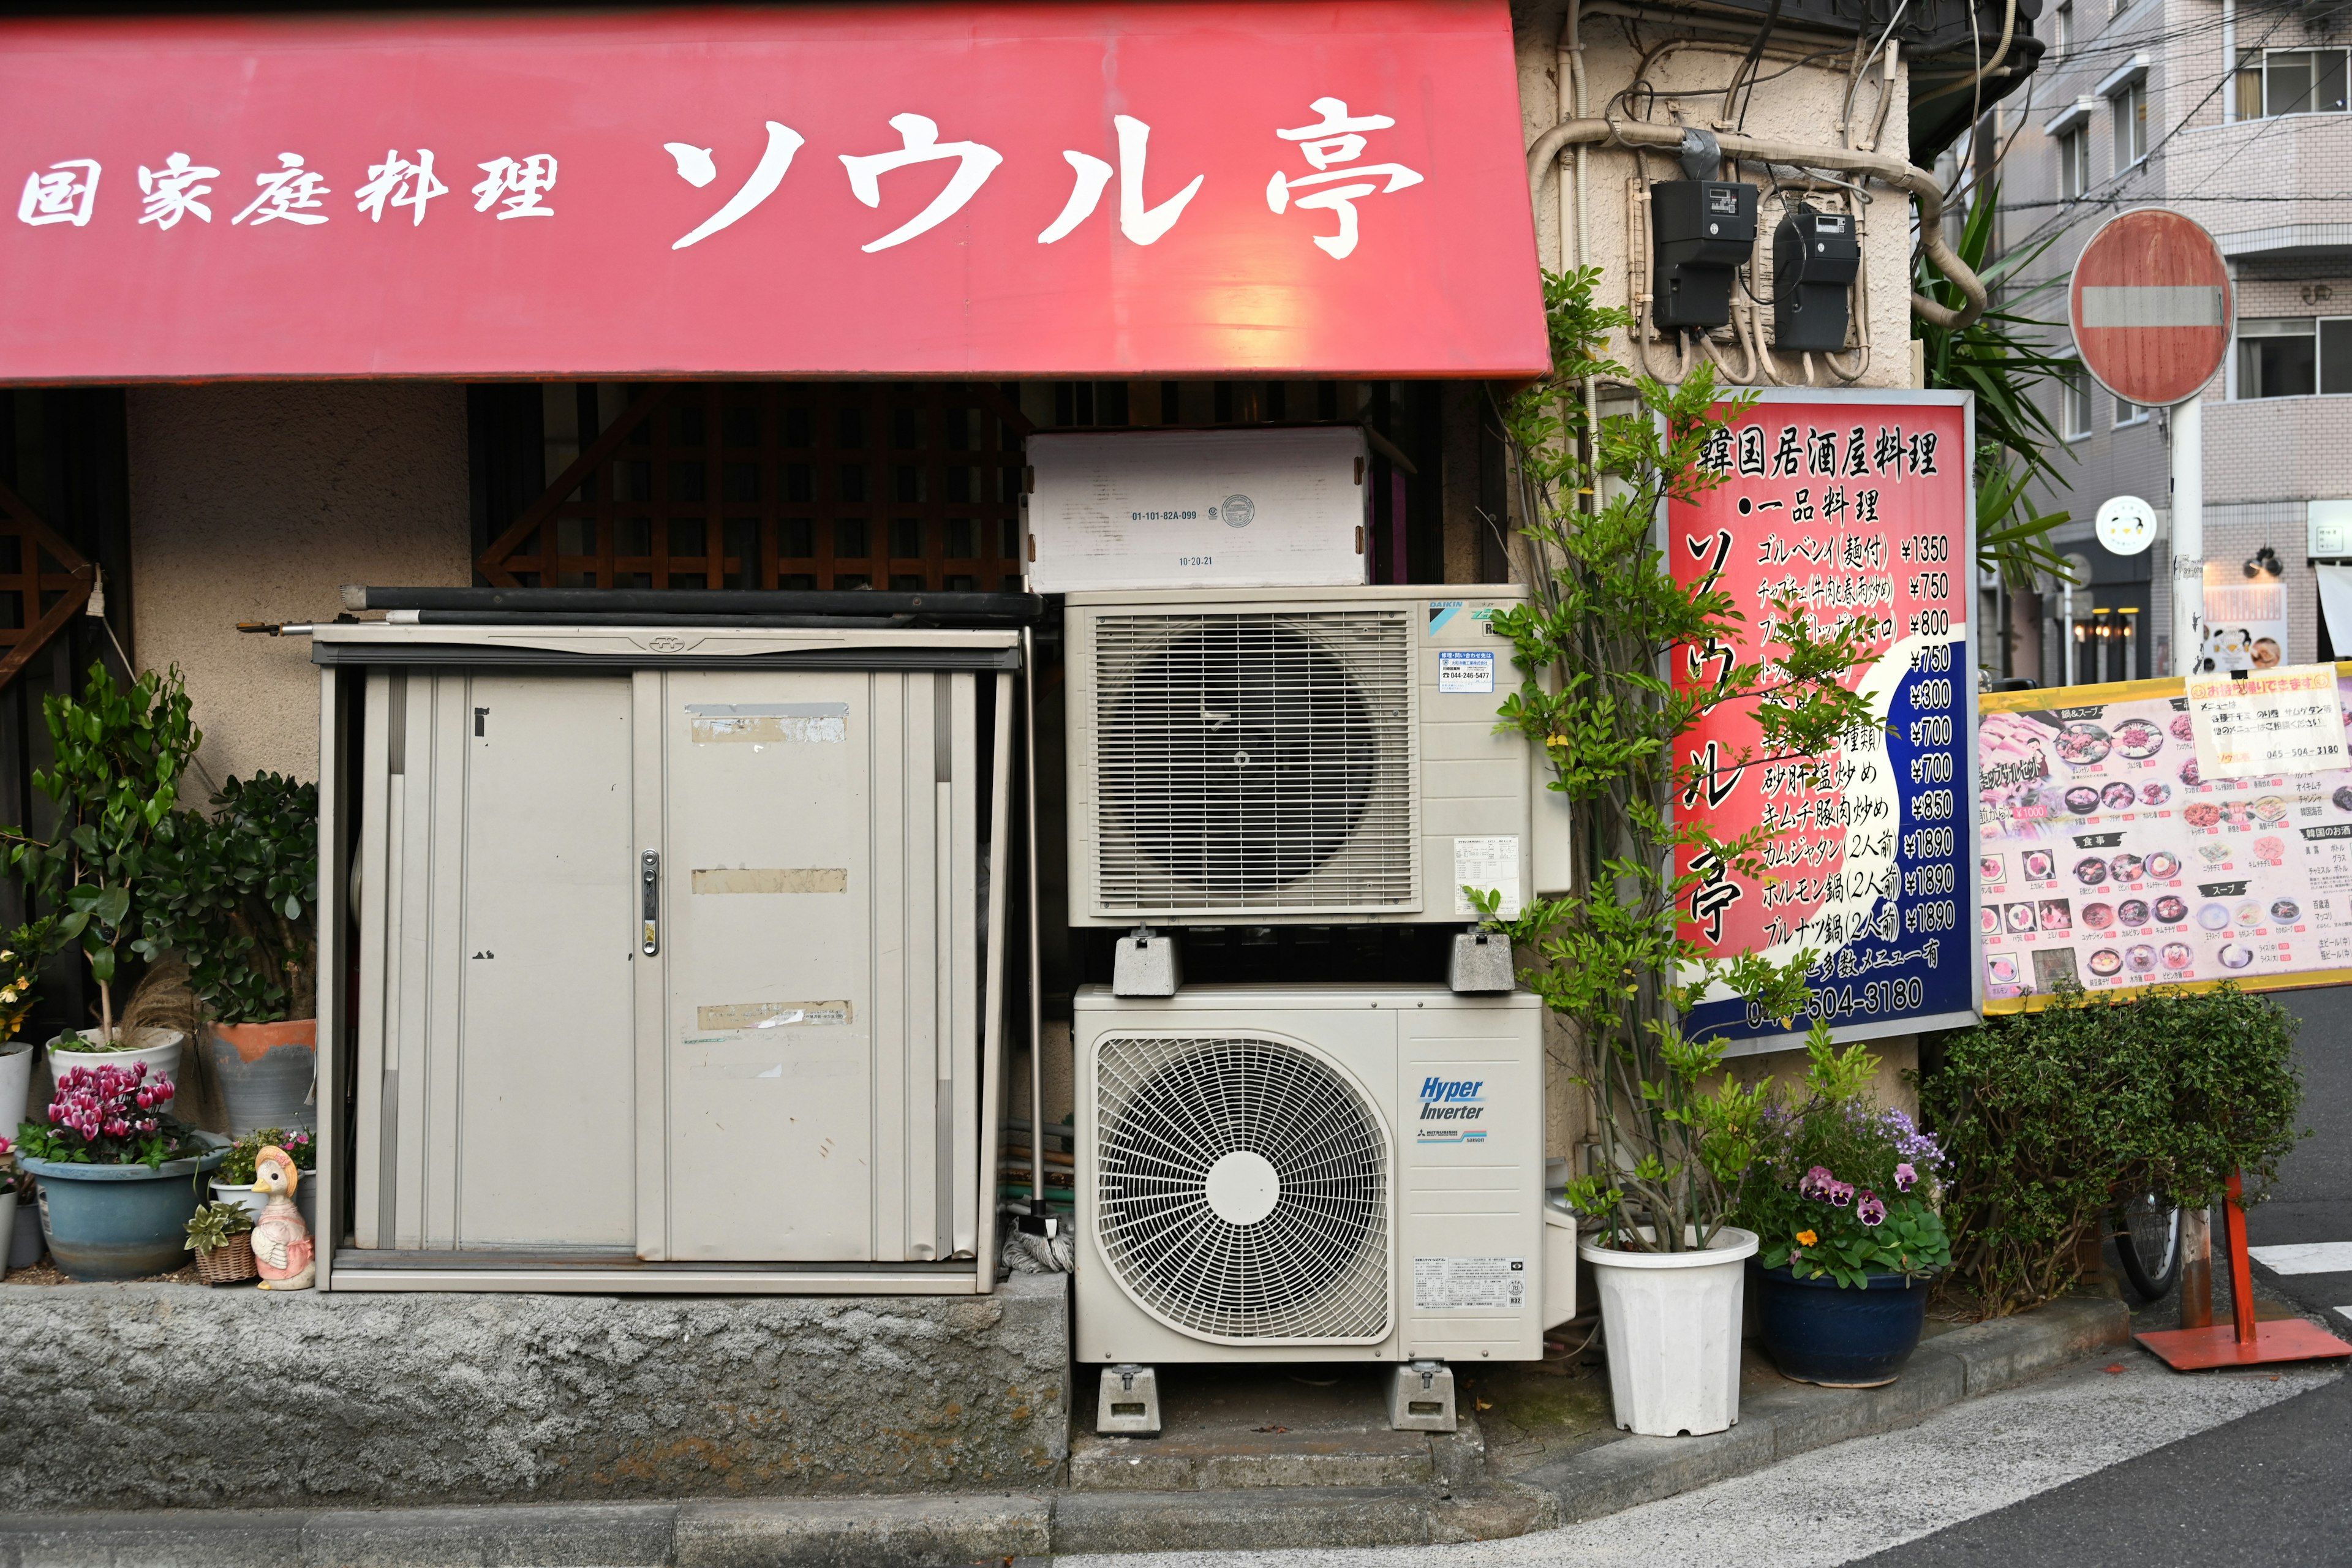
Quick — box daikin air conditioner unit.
[1065,586,1564,925]
[1072,984,1555,1366]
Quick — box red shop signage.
[0,2,1547,383]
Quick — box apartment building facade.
[1990,0,2352,686]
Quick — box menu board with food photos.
[1978,668,2352,1008]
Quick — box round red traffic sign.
[2068,208,2232,408]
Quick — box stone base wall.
[0,1276,1068,1510]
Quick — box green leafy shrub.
[141,773,319,1023]
[1918,982,2304,1316]
[0,662,201,1040]
[1483,268,1878,1251]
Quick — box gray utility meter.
[1773,206,1862,352]
[1649,181,1757,332]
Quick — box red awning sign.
[0,3,1547,383]
[2068,209,2233,409]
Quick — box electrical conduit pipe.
[1523,119,1989,331]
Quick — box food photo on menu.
[1975,677,2352,1005]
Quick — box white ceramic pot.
[1581,1224,1759,1438]
[209,1173,314,1233]
[0,1038,30,1133]
[208,1178,266,1223]
[45,1030,188,1093]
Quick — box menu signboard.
[1672,390,1978,1054]
[1978,668,2352,1008]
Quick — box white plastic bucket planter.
[0,1038,30,1133]
[1581,1224,1758,1437]
[46,1031,187,1092]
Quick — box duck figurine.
[249,1144,315,1291]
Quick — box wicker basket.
[192,1234,257,1286]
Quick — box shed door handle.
[641,850,660,956]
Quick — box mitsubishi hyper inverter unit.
[1066,585,1564,924]
[1073,984,1553,1366]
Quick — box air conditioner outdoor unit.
[1065,585,1564,925]
[1073,984,1555,1368]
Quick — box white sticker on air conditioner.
[1452,836,1520,918]
[1436,649,1494,693]
[1414,1256,1528,1311]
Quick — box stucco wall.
[1515,0,1918,393]
[127,381,472,786]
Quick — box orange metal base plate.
[2135,1319,2352,1371]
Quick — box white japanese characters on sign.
[1265,97,1423,258]
[472,154,557,219]
[2188,665,2352,779]
[136,153,216,228]
[353,149,447,226]
[20,99,1423,260]
[17,159,99,227]
[230,153,330,225]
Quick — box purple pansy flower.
[1828,1180,1855,1208]
[1857,1189,1887,1226]
[1894,1161,1918,1192]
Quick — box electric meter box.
[1649,179,1757,331]
[1773,207,1862,352]
[307,620,1019,1295]
[1027,427,1369,594]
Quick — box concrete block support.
[0,1276,1069,1511]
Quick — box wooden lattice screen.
[0,477,94,689]
[477,382,1030,592]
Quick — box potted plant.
[1482,271,1877,1438]
[142,773,319,1134]
[211,1125,315,1232]
[2,663,202,1082]
[0,920,51,1136]
[15,1059,225,1280]
[184,1197,257,1286]
[1733,1023,1952,1385]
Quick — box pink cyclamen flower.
[1857,1190,1887,1226]
[1894,1162,1918,1192]
[1828,1180,1855,1208]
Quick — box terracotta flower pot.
[204,1019,318,1137]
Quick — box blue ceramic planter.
[22,1139,228,1281]
[1754,1263,1932,1386]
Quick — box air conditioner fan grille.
[1092,611,1415,912]
[1094,1033,1392,1343]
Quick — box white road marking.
[1060,1354,2337,1568]
[2248,1242,2352,1275]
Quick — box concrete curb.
[1513,1294,2133,1524]
[0,1296,2130,1564]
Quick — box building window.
[2054,1,2072,55]
[2237,49,2351,119]
[2059,124,2091,200]
[2237,318,2318,398]
[2062,363,2093,438]
[2111,80,2147,167]
[2114,394,2147,426]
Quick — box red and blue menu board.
[1670,391,1978,1054]
[1978,668,2352,1007]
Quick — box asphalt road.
[1852,982,2352,1567]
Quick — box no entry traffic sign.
[2069,209,2232,408]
